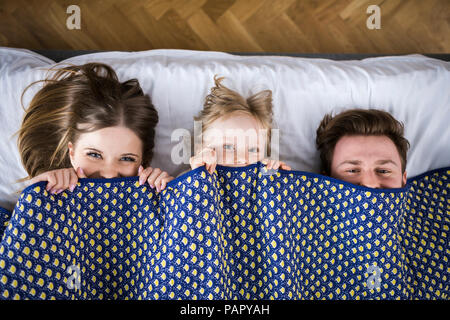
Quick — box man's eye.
[120,157,136,162]
[87,152,102,159]
[377,169,390,174]
[223,144,235,151]
[346,169,359,173]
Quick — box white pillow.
[0,47,449,211]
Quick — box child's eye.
[248,147,259,153]
[87,152,102,159]
[223,144,235,151]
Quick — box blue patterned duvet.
[0,163,448,299]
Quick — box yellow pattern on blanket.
[0,163,448,299]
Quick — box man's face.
[330,135,407,188]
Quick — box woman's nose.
[100,166,120,179]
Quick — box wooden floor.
[0,0,449,53]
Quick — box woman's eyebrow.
[121,153,140,157]
[85,147,103,153]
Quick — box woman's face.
[69,126,143,178]
[202,112,268,167]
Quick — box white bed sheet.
[0,47,449,210]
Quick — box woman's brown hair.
[18,63,158,179]
[316,109,410,175]
[195,75,273,155]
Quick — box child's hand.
[138,165,174,193]
[189,147,217,175]
[261,159,291,171]
[29,167,87,194]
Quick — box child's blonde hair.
[195,75,273,155]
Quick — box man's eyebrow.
[375,159,398,167]
[337,160,362,167]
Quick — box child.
[18,63,173,194]
[316,108,409,188]
[190,76,291,173]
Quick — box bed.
[1,47,449,211]
[0,47,448,300]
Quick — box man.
[316,109,410,188]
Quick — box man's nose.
[359,172,380,189]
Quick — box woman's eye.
[120,157,136,162]
[346,169,359,173]
[87,152,102,159]
[248,147,259,153]
[223,144,235,151]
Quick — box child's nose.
[235,149,248,164]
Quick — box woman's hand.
[261,159,291,171]
[189,147,217,174]
[29,167,87,194]
[138,166,174,193]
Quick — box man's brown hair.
[316,109,410,175]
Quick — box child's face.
[68,126,143,178]
[330,135,407,188]
[203,112,268,167]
